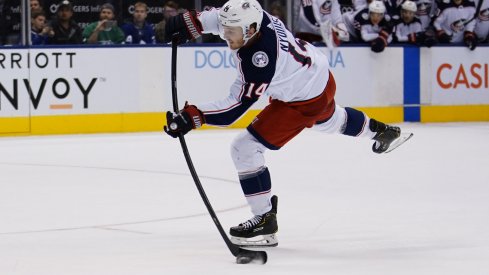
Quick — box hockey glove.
[164,10,202,44]
[408,32,419,44]
[436,30,452,43]
[423,30,436,48]
[464,31,477,51]
[409,32,427,45]
[164,103,205,138]
[371,37,386,53]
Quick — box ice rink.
[1,122,489,275]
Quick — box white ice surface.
[1,123,489,275]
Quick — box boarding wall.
[1,45,488,135]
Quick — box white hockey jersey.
[474,0,489,40]
[413,0,438,30]
[434,0,476,42]
[395,17,424,41]
[196,9,331,126]
[295,0,344,35]
[344,7,394,42]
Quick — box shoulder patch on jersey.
[267,23,273,30]
[362,12,369,20]
[252,51,269,68]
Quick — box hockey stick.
[464,0,484,26]
[169,35,267,265]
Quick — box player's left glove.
[463,31,477,51]
[164,103,205,138]
[164,10,202,44]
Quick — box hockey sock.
[239,166,272,215]
[342,107,372,137]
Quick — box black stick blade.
[236,249,267,264]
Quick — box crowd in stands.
[1,0,195,45]
[1,0,488,49]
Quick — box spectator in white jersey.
[162,0,411,248]
[295,0,350,45]
[434,0,477,50]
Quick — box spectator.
[434,0,476,50]
[48,0,82,44]
[31,9,53,45]
[344,0,393,52]
[394,0,424,43]
[155,1,179,43]
[121,1,155,44]
[30,0,42,11]
[82,3,124,44]
[295,0,350,44]
[474,0,489,43]
[1,0,21,45]
[269,1,286,22]
[0,0,6,44]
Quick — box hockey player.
[344,0,394,52]
[474,0,489,42]
[295,0,350,45]
[353,0,402,14]
[163,0,410,247]
[413,0,438,31]
[394,1,424,43]
[433,0,477,50]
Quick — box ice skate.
[230,195,278,248]
[370,119,413,154]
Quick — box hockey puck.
[236,250,267,264]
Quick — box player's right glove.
[164,103,205,138]
[164,10,203,44]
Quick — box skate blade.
[231,234,278,248]
[384,132,413,153]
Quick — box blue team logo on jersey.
[252,51,269,68]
